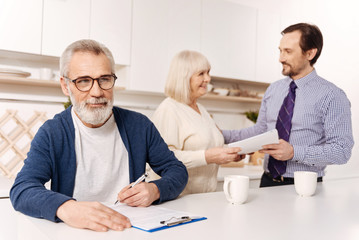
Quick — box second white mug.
[294,171,318,197]
[223,175,249,205]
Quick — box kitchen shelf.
[0,76,60,87]
[202,94,262,103]
[211,76,270,88]
[113,89,263,104]
[0,76,125,90]
[210,76,269,98]
[0,76,263,104]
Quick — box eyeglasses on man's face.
[64,74,117,92]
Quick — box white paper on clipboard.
[108,204,206,232]
[228,129,279,154]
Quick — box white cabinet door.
[256,10,282,83]
[201,0,257,81]
[0,0,42,54]
[42,0,91,57]
[130,0,201,92]
[130,0,168,92]
[167,0,201,62]
[90,0,131,65]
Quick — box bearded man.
[10,39,188,232]
[223,23,353,187]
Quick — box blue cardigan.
[10,106,188,222]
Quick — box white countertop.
[2,177,359,240]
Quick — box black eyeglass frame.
[64,74,117,92]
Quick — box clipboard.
[137,215,207,233]
[109,204,207,233]
[228,129,279,154]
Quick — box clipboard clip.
[160,216,192,226]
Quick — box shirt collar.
[289,69,317,89]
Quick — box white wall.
[230,0,359,179]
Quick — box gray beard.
[69,92,113,126]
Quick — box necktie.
[268,81,297,178]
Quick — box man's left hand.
[117,182,160,207]
[259,139,294,161]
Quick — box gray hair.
[60,39,115,78]
[165,50,211,104]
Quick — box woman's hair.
[60,39,115,78]
[282,23,323,66]
[165,50,211,104]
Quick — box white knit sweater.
[149,97,224,195]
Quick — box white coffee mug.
[294,171,318,197]
[223,175,249,205]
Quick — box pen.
[114,173,148,204]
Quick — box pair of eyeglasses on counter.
[64,74,117,92]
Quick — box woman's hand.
[205,147,245,165]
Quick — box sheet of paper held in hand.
[228,129,279,154]
[108,203,206,232]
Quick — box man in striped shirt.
[222,23,354,187]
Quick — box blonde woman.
[149,50,243,195]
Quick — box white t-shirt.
[71,108,129,204]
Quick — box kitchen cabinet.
[201,0,257,81]
[42,0,91,57]
[255,10,282,83]
[129,0,201,92]
[90,0,132,65]
[42,0,131,65]
[0,0,42,54]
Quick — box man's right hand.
[56,200,131,232]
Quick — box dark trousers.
[259,172,323,188]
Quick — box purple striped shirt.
[222,70,354,178]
